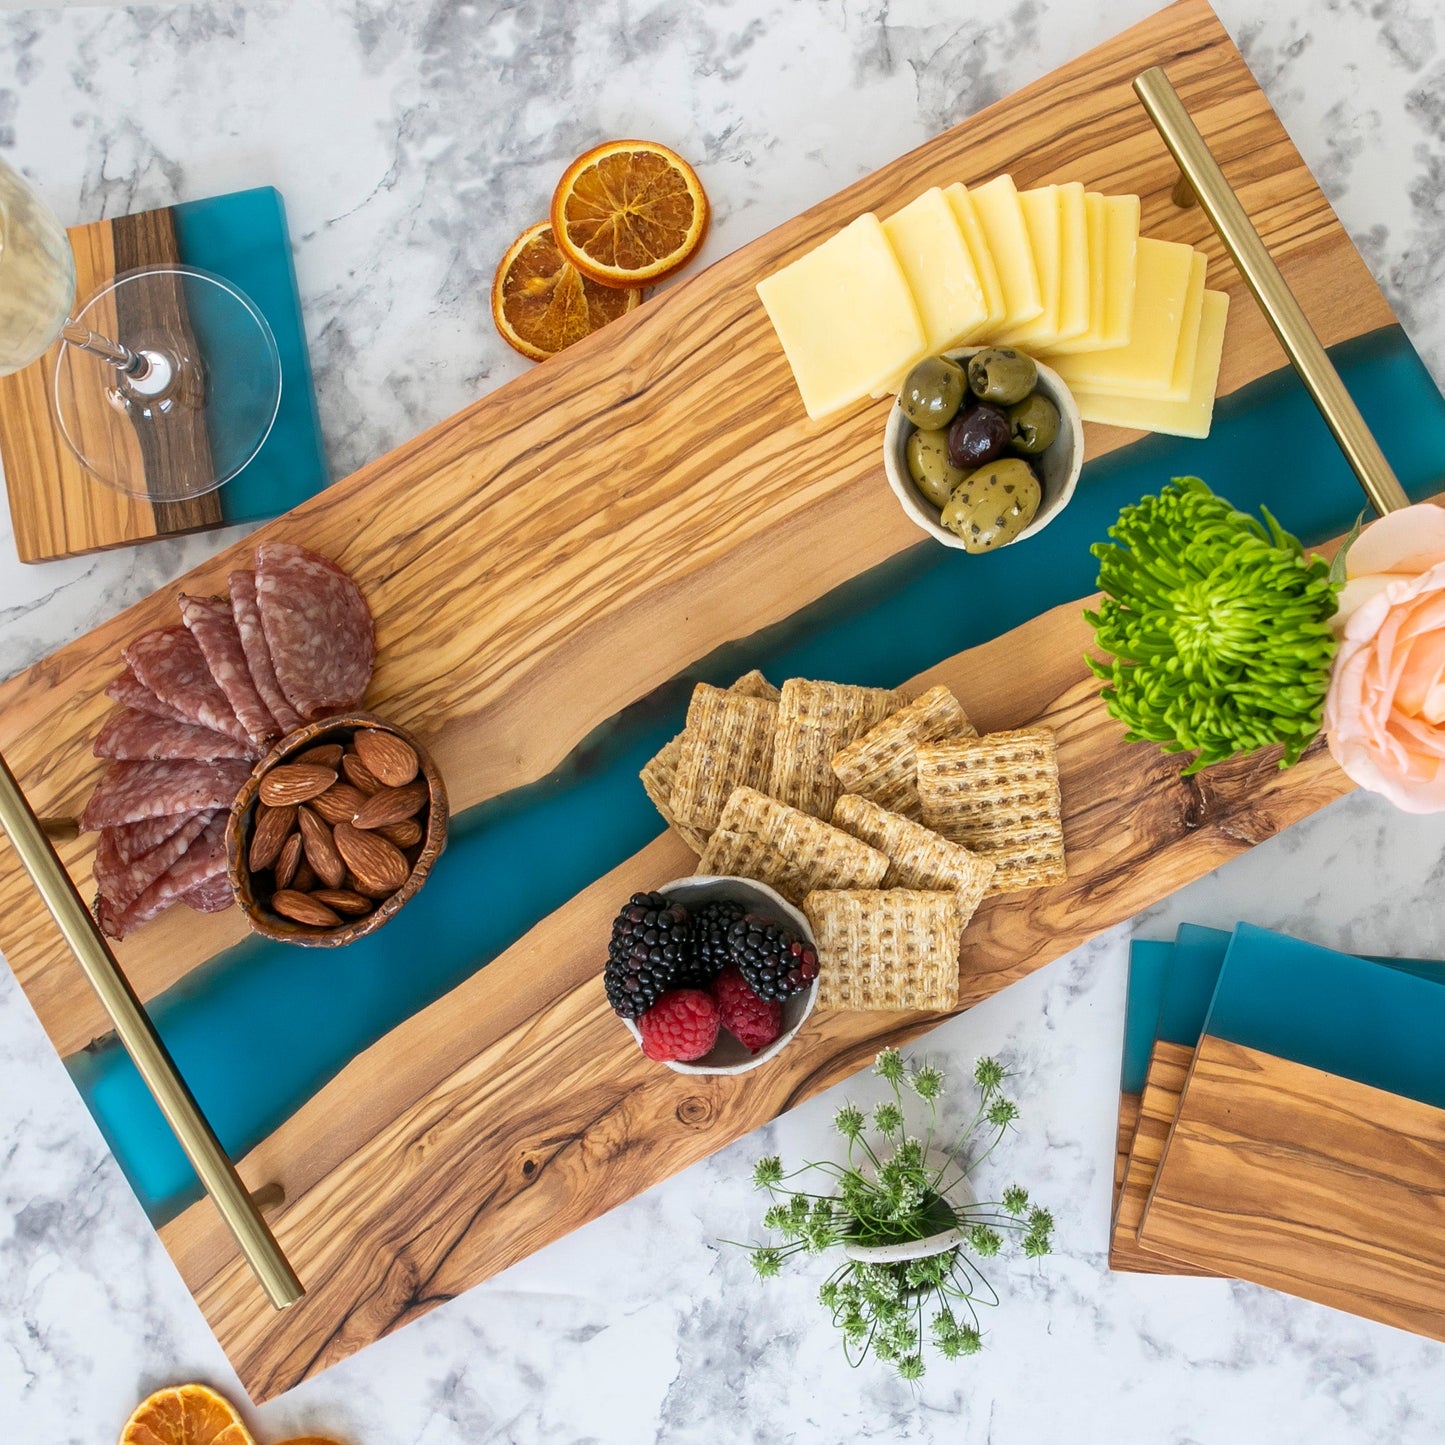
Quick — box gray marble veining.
[3,2,1445,1441]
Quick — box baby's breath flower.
[910,1063,945,1101]
[957,1324,982,1355]
[875,1047,905,1083]
[752,1155,783,1188]
[973,1056,1006,1092]
[897,1353,926,1381]
[893,1136,925,1171]
[873,1100,905,1136]
[1023,1231,1052,1259]
[819,1280,841,1311]
[968,1225,1002,1258]
[1028,1205,1054,1235]
[986,1097,1020,1128]
[833,1103,864,1139]
[1002,1184,1029,1215]
[762,1203,788,1232]
[750,1246,782,1279]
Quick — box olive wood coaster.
[0,0,1420,1402]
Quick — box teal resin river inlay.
[68,325,1445,1221]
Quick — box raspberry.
[712,966,783,1053]
[637,989,720,1062]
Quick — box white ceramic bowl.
[621,875,818,1076]
[883,346,1084,551]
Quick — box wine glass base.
[53,266,281,502]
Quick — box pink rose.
[1325,502,1445,812]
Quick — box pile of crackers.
[641,672,1066,1013]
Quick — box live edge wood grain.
[1139,1038,1445,1341]
[0,0,1396,1401]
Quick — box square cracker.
[670,684,779,831]
[696,786,888,904]
[915,727,1066,893]
[831,684,977,819]
[803,889,962,1011]
[639,671,780,852]
[832,793,994,926]
[768,678,907,819]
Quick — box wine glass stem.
[60,318,151,381]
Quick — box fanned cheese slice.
[967,175,1043,335]
[1004,182,1088,349]
[881,187,989,354]
[943,183,1007,337]
[1044,193,1141,355]
[1073,289,1229,438]
[757,213,928,420]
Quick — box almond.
[248,804,296,872]
[354,729,419,788]
[271,889,342,928]
[377,817,423,849]
[341,752,383,795]
[333,820,410,897]
[312,888,374,917]
[311,782,368,827]
[297,805,346,889]
[294,742,345,768]
[273,831,303,888]
[352,780,429,831]
[291,860,317,893]
[260,763,338,807]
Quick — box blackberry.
[727,913,820,1001]
[692,898,747,984]
[604,891,697,1018]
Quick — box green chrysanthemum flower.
[1086,477,1339,773]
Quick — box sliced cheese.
[1049,236,1195,398]
[967,174,1043,335]
[757,213,928,421]
[997,185,1061,348]
[1046,193,1141,355]
[943,183,1007,336]
[1073,289,1229,438]
[1163,250,1209,402]
[881,187,989,353]
[1054,181,1091,346]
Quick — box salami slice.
[179,593,280,745]
[98,813,229,939]
[230,569,303,735]
[105,668,190,726]
[181,873,233,913]
[256,543,374,722]
[123,626,249,745]
[93,810,215,914]
[94,707,256,763]
[107,812,202,866]
[81,759,252,831]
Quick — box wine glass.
[0,155,281,502]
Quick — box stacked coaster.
[640,673,1068,1012]
[1112,923,1445,1342]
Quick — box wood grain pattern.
[0,206,222,562]
[0,0,1392,1062]
[1110,1040,1217,1275]
[1138,1037,1445,1340]
[0,0,1400,1401]
[1114,1091,1141,1215]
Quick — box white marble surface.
[3,1,1445,1440]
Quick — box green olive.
[967,347,1038,407]
[898,356,967,430]
[1007,392,1060,454]
[906,427,970,509]
[939,457,1043,552]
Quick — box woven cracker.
[670,684,779,831]
[768,678,907,818]
[831,684,977,819]
[728,669,780,701]
[832,793,994,926]
[915,727,1066,893]
[696,786,888,904]
[803,889,962,1011]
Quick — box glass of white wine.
[0,155,281,501]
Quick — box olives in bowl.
[885,345,1083,555]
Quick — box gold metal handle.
[1133,66,1410,517]
[0,751,304,1309]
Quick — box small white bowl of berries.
[607,875,820,1074]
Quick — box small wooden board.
[1139,1038,1445,1339]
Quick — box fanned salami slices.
[98,814,229,940]
[93,810,216,920]
[107,812,203,866]
[179,593,280,745]
[257,543,374,722]
[81,759,252,831]
[105,668,191,725]
[230,569,303,735]
[182,874,234,913]
[94,707,256,763]
[124,627,250,745]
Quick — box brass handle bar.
[0,750,304,1309]
[1133,66,1410,517]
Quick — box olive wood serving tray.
[0,0,1405,1400]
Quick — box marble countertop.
[3,1,1445,1440]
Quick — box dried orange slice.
[492,221,642,361]
[118,1383,254,1445]
[550,139,709,288]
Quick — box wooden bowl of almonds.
[226,712,449,946]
